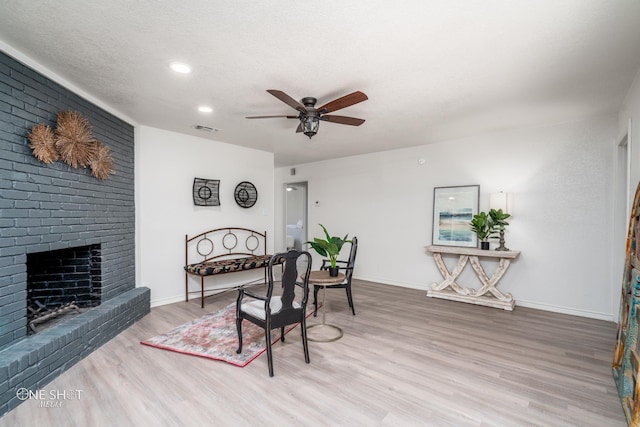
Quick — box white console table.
[425,245,520,311]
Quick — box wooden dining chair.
[236,249,312,377]
[313,236,358,316]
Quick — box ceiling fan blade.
[246,115,298,119]
[317,91,368,114]
[266,90,307,113]
[320,115,365,126]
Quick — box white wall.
[135,126,275,307]
[276,115,618,320]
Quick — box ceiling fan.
[246,90,368,139]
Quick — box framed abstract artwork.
[432,185,479,247]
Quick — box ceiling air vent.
[191,124,219,132]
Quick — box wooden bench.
[184,227,280,308]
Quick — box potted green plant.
[305,224,351,276]
[469,211,493,250]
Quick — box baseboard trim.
[515,299,614,322]
[151,295,186,308]
[353,275,425,290]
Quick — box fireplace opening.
[26,244,102,334]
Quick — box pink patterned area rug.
[141,302,313,367]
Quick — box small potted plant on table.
[469,211,493,250]
[306,224,351,276]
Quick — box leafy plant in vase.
[469,212,493,250]
[305,224,351,277]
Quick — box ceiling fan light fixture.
[301,115,319,139]
[246,89,367,139]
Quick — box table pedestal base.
[307,323,343,342]
[425,246,520,311]
[426,289,515,310]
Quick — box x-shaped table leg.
[469,256,514,302]
[431,253,471,295]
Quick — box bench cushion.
[185,254,277,276]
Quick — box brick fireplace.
[0,51,150,415]
[26,244,102,334]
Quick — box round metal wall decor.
[192,178,220,206]
[234,181,258,208]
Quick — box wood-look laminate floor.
[0,280,626,427]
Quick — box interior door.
[285,182,307,251]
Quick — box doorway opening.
[613,121,631,320]
[285,182,308,251]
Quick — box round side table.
[304,270,346,342]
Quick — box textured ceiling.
[1,1,640,166]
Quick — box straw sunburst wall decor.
[27,123,58,164]
[27,110,115,180]
[90,141,115,180]
[54,110,97,169]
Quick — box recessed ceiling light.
[169,62,192,74]
[198,106,213,113]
